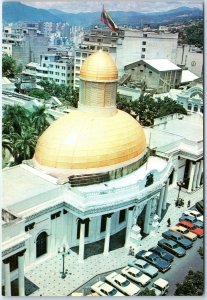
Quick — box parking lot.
[74,219,203,296]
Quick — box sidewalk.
[25,186,203,296]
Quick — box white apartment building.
[74,28,179,88]
[22,54,74,86]
[176,44,203,77]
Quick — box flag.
[100,6,118,32]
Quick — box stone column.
[18,250,26,296]
[79,220,85,261]
[162,178,169,210]
[3,259,11,296]
[143,200,152,234]
[104,214,113,255]
[196,160,203,187]
[125,207,134,247]
[157,186,165,218]
[192,161,200,190]
[188,162,196,192]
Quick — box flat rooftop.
[2,165,59,212]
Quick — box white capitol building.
[2,51,203,296]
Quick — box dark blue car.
[158,239,186,257]
[162,230,193,249]
[149,246,174,262]
[136,250,171,273]
[179,215,203,229]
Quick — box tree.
[8,127,38,164]
[2,53,21,78]
[31,105,55,135]
[181,20,204,47]
[2,104,54,166]
[28,88,51,100]
[38,80,79,108]
[116,93,132,114]
[174,270,204,296]
[139,287,156,296]
[198,246,204,259]
[2,105,31,135]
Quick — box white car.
[105,272,141,296]
[91,281,124,296]
[183,210,203,222]
[121,266,151,287]
[150,278,169,296]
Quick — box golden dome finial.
[80,50,118,81]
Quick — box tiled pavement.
[24,186,203,296]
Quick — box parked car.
[128,258,159,278]
[158,238,186,257]
[149,246,174,262]
[121,266,151,287]
[162,230,193,249]
[179,215,203,229]
[91,281,124,296]
[195,200,204,214]
[183,210,203,222]
[150,278,169,296]
[105,272,140,296]
[176,221,204,238]
[170,225,197,241]
[136,250,171,272]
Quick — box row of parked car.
[91,206,204,296]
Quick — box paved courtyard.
[22,186,203,296]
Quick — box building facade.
[22,53,74,86]
[124,59,182,93]
[176,85,203,113]
[2,25,50,67]
[2,51,203,296]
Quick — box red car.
[176,220,204,238]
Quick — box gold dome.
[34,110,146,170]
[80,50,118,81]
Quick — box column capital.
[106,213,113,218]
[78,217,90,224]
[3,258,10,264]
[18,249,26,257]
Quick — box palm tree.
[11,127,38,163]
[31,105,55,135]
[3,104,30,134]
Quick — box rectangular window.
[82,53,87,58]
[119,210,126,223]
[142,41,146,45]
[143,34,147,38]
[141,54,145,59]
[100,215,107,232]
[142,48,146,52]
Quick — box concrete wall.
[176,45,203,77]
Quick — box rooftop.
[143,59,181,72]
[181,70,199,83]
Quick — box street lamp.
[58,245,70,279]
[176,181,185,205]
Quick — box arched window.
[36,231,47,258]
[187,103,192,110]
[193,105,198,112]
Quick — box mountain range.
[3,1,203,27]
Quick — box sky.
[4,0,203,13]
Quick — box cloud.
[4,0,203,13]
